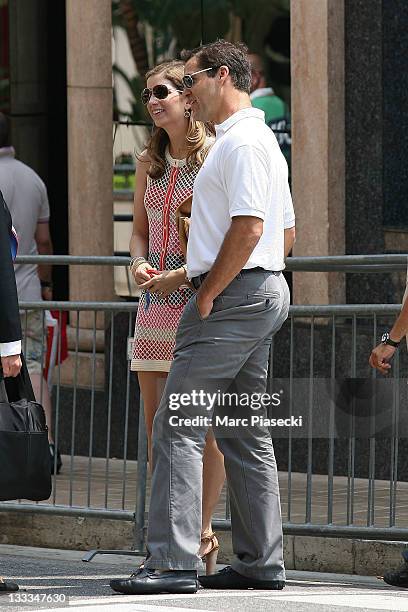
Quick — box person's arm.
[389,299,408,343]
[35,221,53,300]
[129,154,158,285]
[197,216,263,317]
[284,226,295,257]
[369,298,408,374]
[283,177,295,257]
[35,181,53,299]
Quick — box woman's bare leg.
[200,429,225,559]
[137,371,167,470]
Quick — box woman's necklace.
[170,145,188,159]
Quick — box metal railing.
[13,252,408,269]
[1,255,407,553]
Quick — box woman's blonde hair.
[141,60,212,179]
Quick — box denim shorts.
[20,310,46,375]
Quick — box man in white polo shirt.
[110,40,295,596]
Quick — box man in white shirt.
[111,40,294,596]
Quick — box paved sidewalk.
[6,455,408,527]
[1,545,408,612]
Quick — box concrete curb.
[0,511,406,576]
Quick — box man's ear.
[218,65,230,81]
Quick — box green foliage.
[230,0,289,16]
[113,64,149,121]
[230,0,289,54]
[112,0,291,120]
[113,0,289,51]
[113,0,290,64]
[113,171,135,191]
[135,0,231,48]
[111,0,124,27]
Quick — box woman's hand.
[132,262,156,285]
[138,269,185,298]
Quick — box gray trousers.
[145,269,289,580]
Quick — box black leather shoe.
[110,567,199,594]
[49,443,62,475]
[0,577,19,592]
[383,560,408,588]
[199,566,285,590]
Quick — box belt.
[191,268,281,290]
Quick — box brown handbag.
[175,195,192,258]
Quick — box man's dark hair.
[181,39,251,94]
[0,112,10,148]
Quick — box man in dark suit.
[0,190,22,378]
[0,189,21,593]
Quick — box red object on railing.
[43,311,68,381]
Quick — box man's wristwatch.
[381,332,400,348]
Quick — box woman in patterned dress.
[129,61,224,572]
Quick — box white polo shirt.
[186,107,295,279]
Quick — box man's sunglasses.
[182,67,216,89]
[141,84,183,105]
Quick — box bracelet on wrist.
[129,256,147,271]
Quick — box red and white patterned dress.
[131,146,204,372]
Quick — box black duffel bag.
[0,357,52,501]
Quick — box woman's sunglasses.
[182,67,216,89]
[141,84,183,105]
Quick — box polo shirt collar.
[215,107,265,138]
[0,146,15,159]
[250,87,275,101]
